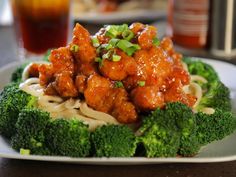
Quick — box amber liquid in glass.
[12,0,70,54]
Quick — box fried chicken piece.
[84,74,112,112]
[164,79,195,107]
[44,83,58,96]
[49,47,75,75]
[160,37,183,67]
[131,86,165,111]
[138,25,157,49]
[70,23,96,63]
[28,63,40,78]
[38,64,54,86]
[129,22,145,35]
[124,46,173,90]
[111,89,137,124]
[84,74,137,123]
[99,49,137,81]
[54,72,78,98]
[78,62,97,76]
[75,74,87,93]
[171,66,190,86]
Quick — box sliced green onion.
[116,40,141,56]
[105,26,119,38]
[101,44,108,48]
[95,57,104,67]
[70,44,79,52]
[122,30,134,41]
[112,54,121,62]
[114,81,124,88]
[117,24,129,33]
[105,24,129,38]
[91,36,100,47]
[105,43,113,50]
[153,37,160,46]
[20,148,30,155]
[108,38,120,46]
[102,50,113,59]
[96,46,102,54]
[138,81,146,87]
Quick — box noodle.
[183,74,215,114]
[19,77,118,131]
[183,82,202,109]
[201,107,215,115]
[80,102,119,125]
[191,75,208,84]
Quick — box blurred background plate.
[72,0,167,24]
[73,10,166,24]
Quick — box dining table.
[1,22,236,177]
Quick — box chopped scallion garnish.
[116,40,140,56]
[122,30,134,41]
[70,44,79,52]
[105,24,129,38]
[95,57,104,67]
[138,81,146,87]
[153,37,160,46]
[102,50,113,59]
[105,44,113,50]
[112,54,121,62]
[20,148,30,155]
[114,81,124,88]
[108,38,120,46]
[91,36,100,47]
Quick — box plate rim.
[72,9,167,23]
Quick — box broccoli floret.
[91,125,137,157]
[0,83,37,138]
[183,58,219,82]
[11,62,29,83]
[183,58,219,89]
[137,106,180,157]
[46,118,91,157]
[165,102,200,156]
[197,81,231,112]
[11,108,51,155]
[196,109,236,145]
[137,102,200,157]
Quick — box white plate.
[73,10,166,24]
[0,58,236,165]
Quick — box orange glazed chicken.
[31,23,196,124]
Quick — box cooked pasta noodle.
[191,75,208,84]
[19,76,119,131]
[201,107,215,115]
[183,74,215,114]
[80,102,119,124]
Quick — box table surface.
[1,24,236,177]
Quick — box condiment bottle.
[167,0,210,49]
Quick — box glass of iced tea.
[11,0,71,60]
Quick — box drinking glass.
[11,0,71,60]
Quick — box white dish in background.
[0,58,236,165]
[73,10,166,24]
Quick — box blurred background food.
[73,0,167,13]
